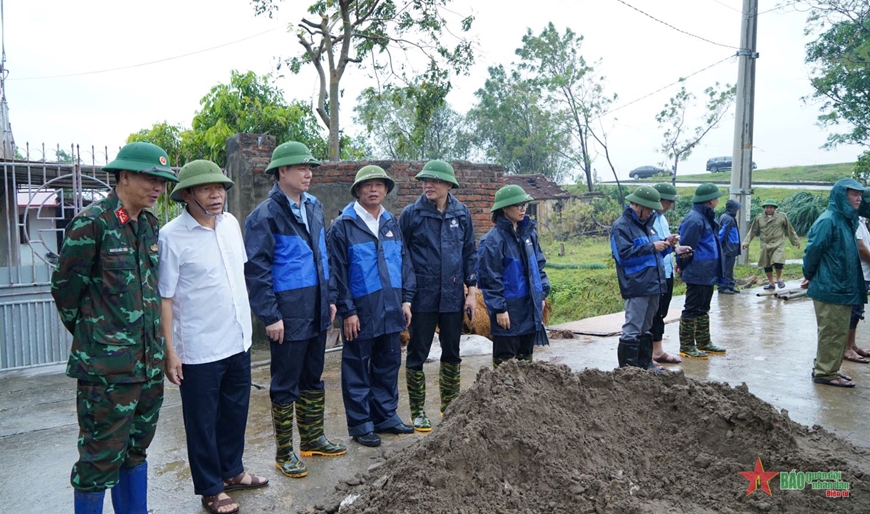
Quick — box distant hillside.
[676,162,853,184]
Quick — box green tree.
[128,71,344,166]
[803,0,869,149]
[250,0,475,162]
[516,23,617,192]
[127,122,185,165]
[189,70,328,165]
[466,65,572,182]
[655,83,736,182]
[354,63,466,160]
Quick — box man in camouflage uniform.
[51,142,178,514]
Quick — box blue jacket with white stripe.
[244,184,331,341]
[611,206,667,299]
[478,214,549,337]
[327,202,416,340]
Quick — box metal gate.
[1,145,114,370]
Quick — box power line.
[612,0,739,50]
[757,0,802,16]
[9,28,281,81]
[708,0,744,14]
[599,54,734,119]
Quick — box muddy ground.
[316,362,870,514]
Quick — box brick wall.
[225,133,277,231]
[315,160,504,240]
[225,134,504,240]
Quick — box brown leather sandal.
[201,492,239,514]
[223,471,269,491]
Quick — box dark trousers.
[341,332,403,435]
[269,331,326,405]
[682,283,715,319]
[405,311,463,371]
[652,277,674,341]
[72,376,164,492]
[493,332,536,361]
[720,255,737,290]
[179,350,251,496]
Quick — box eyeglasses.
[514,203,528,210]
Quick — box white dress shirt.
[353,201,384,236]
[158,209,252,365]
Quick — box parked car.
[706,156,757,173]
[628,165,672,179]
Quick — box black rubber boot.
[638,333,666,374]
[617,337,641,368]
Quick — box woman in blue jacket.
[478,185,550,367]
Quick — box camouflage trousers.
[72,377,164,492]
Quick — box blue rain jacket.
[678,203,723,286]
[399,194,478,313]
[611,206,667,299]
[478,214,549,337]
[327,202,416,340]
[244,184,331,341]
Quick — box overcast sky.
[3,0,864,181]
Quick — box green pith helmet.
[265,141,320,174]
[170,160,235,203]
[652,183,678,201]
[692,183,723,203]
[491,185,534,212]
[415,160,460,188]
[104,142,179,183]
[761,199,778,208]
[626,186,663,210]
[351,165,395,198]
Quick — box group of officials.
[611,178,870,392]
[52,141,549,514]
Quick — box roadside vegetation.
[626,161,853,185]
[679,162,853,183]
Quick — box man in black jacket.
[400,160,478,432]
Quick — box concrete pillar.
[225,133,276,234]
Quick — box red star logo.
[739,457,779,496]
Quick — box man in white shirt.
[159,160,267,514]
[845,216,870,364]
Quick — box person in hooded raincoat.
[802,178,867,388]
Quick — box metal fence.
[1,144,114,370]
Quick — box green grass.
[543,236,807,325]
[677,162,854,184]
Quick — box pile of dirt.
[312,362,870,513]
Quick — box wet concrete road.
[2,281,869,513]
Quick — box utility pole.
[731,0,758,266]
[0,0,14,159]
